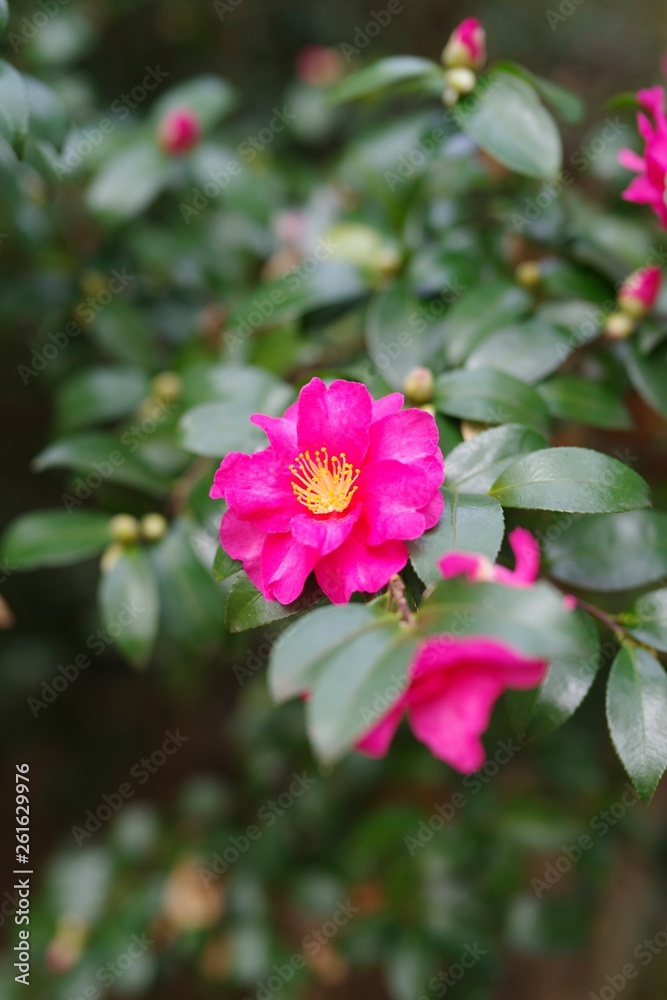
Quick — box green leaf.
[445,424,549,494]
[495,61,585,124]
[464,319,575,384]
[149,75,237,131]
[606,645,667,804]
[0,59,29,156]
[508,611,600,739]
[98,546,159,668]
[151,520,222,651]
[0,1,9,37]
[420,578,593,661]
[620,590,667,653]
[435,370,550,430]
[1,510,110,570]
[328,57,440,105]
[408,488,504,585]
[212,545,241,582]
[441,280,530,366]
[544,511,667,591]
[24,75,69,150]
[87,141,172,220]
[365,281,432,391]
[225,575,322,633]
[33,434,168,497]
[624,339,667,419]
[269,604,383,701]
[307,628,417,760]
[460,70,562,179]
[537,376,632,429]
[489,447,650,513]
[56,367,148,433]
[227,263,367,335]
[179,367,293,458]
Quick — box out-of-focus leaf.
[435,370,550,430]
[329,57,440,105]
[495,60,585,124]
[87,141,172,220]
[149,75,237,131]
[56,366,148,432]
[365,280,434,391]
[33,433,168,497]
[1,510,110,570]
[441,280,530,366]
[624,339,667,418]
[464,319,576,383]
[620,589,667,653]
[445,424,549,494]
[24,75,69,150]
[538,376,632,429]
[98,545,159,668]
[0,58,29,156]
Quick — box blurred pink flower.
[157,107,202,155]
[295,45,344,87]
[439,527,540,588]
[619,87,667,228]
[618,265,662,317]
[210,377,444,604]
[442,18,486,71]
[357,635,546,773]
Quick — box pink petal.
[507,527,540,586]
[219,512,265,592]
[290,506,361,556]
[418,489,444,531]
[358,459,439,545]
[261,533,318,604]
[621,174,661,205]
[365,407,442,466]
[618,148,646,172]
[250,413,298,457]
[371,392,404,423]
[314,524,407,603]
[218,449,298,531]
[356,699,406,757]
[297,377,372,469]
[438,551,488,581]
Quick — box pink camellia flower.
[157,107,202,155]
[357,635,546,773]
[619,87,667,228]
[439,526,539,588]
[617,265,662,319]
[210,377,444,605]
[296,45,344,87]
[357,528,547,773]
[442,17,486,71]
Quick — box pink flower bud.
[157,107,202,155]
[618,265,662,319]
[442,17,486,71]
[295,45,344,87]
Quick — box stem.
[388,574,416,627]
[576,599,625,637]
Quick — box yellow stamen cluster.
[290,446,360,514]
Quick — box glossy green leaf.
[607,645,667,803]
[544,511,667,591]
[56,366,148,433]
[624,339,667,418]
[464,319,574,383]
[620,590,667,653]
[33,433,168,497]
[365,281,432,391]
[87,141,172,219]
[225,574,322,633]
[24,75,69,150]
[489,447,650,513]
[329,56,440,105]
[460,70,562,179]
[269,604,383,701]
[495,60,585,124]
[98,546,159,668]
[441,280,530,366]
[445,424,549,494]
[212,545,241,582]
[1,510,110,570]
[0,58,28,155]
[538,376,632,429]
[408,488,504,585]
[435,370,550,430]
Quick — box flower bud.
[461,420,489,441]
[295,45,344,87]
[515,261,541,288]
[604,311,636,340]
[404,367,435,404]
[618,265,662,320]
[442,18,486,71]
[151,371,182,403]
[109,514,140,545]
[444,67,477,97]
[157,107,202,155]
[141,513,168,542]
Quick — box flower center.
[290,446,360,514]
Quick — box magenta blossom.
[618,265,662,318]
[442,18,486,71]
[210,378,444,605]
[439,527,539,588]
[619,87,667,228]
[357,635,546,773]
[157,107,202,155]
